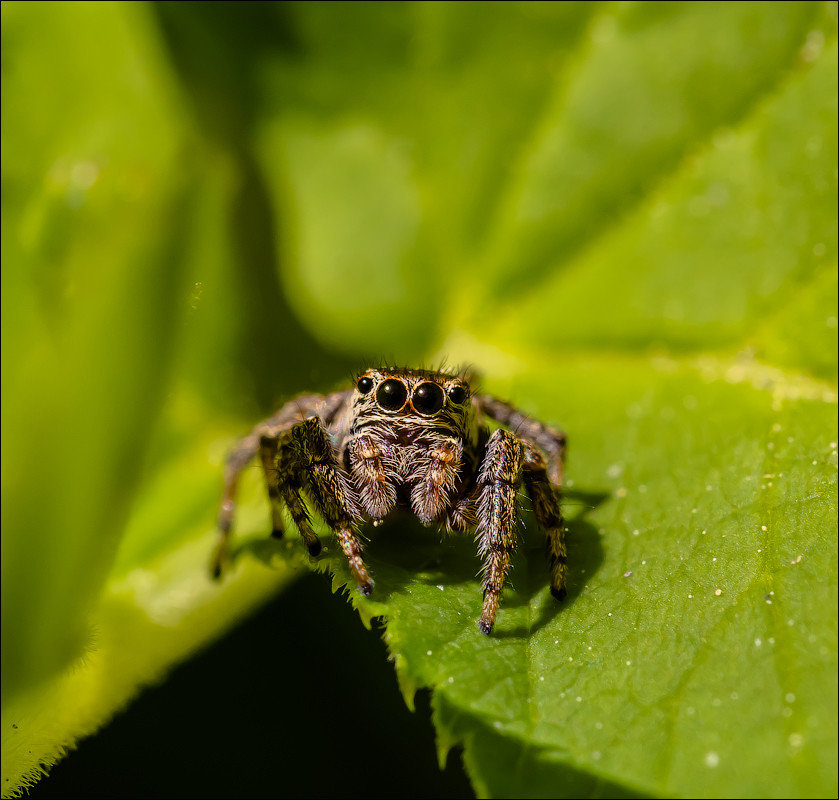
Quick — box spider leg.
[522,442,567,601]
[443,494,478,532]
[212,427,273,578]
[476,428,524,635]
[259,436,285,540]
[273,431,323,556]
[211,391,349,577]
[288,417,373,595]
[475,394,566,485]
[215,434,253,571]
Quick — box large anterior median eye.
[412,382,444,415]
[376,379,408,411]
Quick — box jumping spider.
[213,366,568,634]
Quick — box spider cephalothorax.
[213,366,567,635]
[345,368,479,527]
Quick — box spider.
[212,366,568,635]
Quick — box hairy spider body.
[213,367,567,634]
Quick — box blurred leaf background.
[2,2,837,798]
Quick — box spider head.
[352,367,473,430]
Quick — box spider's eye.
[376,379,408,411]
[412,382,445,415]
[447,385,467,405]
[357,376,374,395]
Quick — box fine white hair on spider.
[212,365,568,635]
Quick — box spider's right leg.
[475,394,566,485]
[522,442,567,601]
[475,428,524,635]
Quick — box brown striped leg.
[286,418,372,594]
[475,395,567,485]
[335,527,374,596]
[276,482,322,557]
[259,436,285,540]
[211,391,350,578]
[476,429,524,635]
[444,494,478,532]
[212,429,262,578]
[522,442,567,601]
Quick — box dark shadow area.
[231,476,609,638]
[240,487,610,638]
[490,487,610,639]
[563,487,611,512]
[236,513,481,602]
[359,486,610,624]
[241,485,610,641]
[30,573,474,800]
[366,514,484,593]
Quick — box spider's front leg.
[282,417,374,596]
[475,394,566,485]
[476,428,524,635]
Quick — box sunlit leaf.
[2,2,836,798]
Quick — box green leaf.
[0,2,303,793]
[2,2,836,798]
[325,356,836,798]
[1,0,192,702]
[250,2,838,797]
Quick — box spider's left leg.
[212,428,266,578]
[522,442,567,601]
[476,428,524,635]
[212,427,303,577]
[286,417,374,596]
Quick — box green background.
[2,2,837,797]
